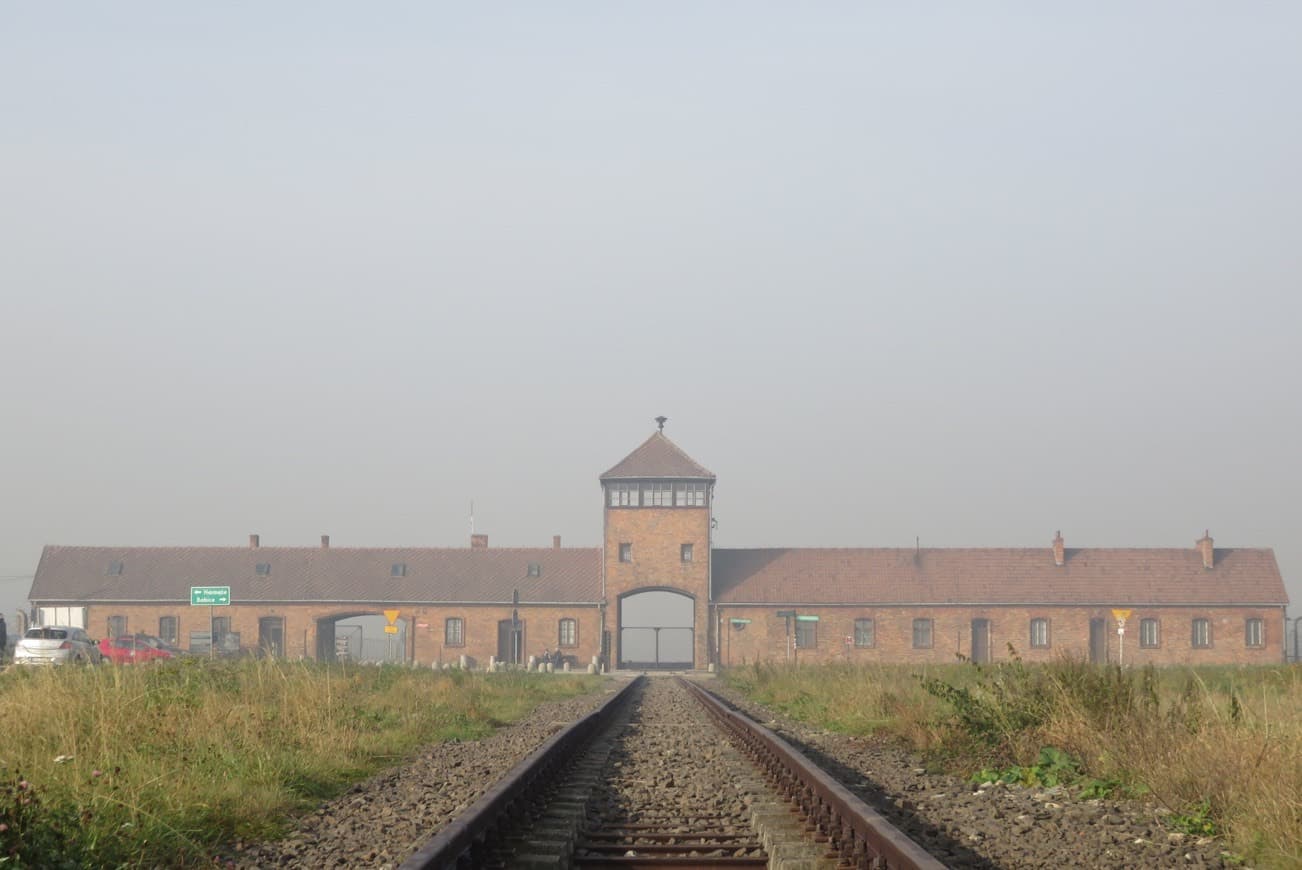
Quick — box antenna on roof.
[469,500,475,535]
[655,415,667,432]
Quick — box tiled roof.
[713,547,1289,607]
[30,546,603,605]
[600,432,716,481]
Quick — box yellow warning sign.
[383,625,399,635]
[1111,609,1132,622]
[383,609,400,625]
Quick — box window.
[391,563,407,577]
[159,616,178,645]
[1191,618,1212,649]
[680,543,693,562]
[644,482,673,506]
[619,543,632,563]
[445,617,464,646]
[256,562,271,576]
[1029,618,1050,649]
[853,618,875,648]
[558,618,577,647]
[673,482,707,506]
[527,563,541,578]
[1139,618,1160,649]
[107,615,127,638]
[795,620,817,649]
[1245,618,1264,648]
[106,561,124,576]
[912,618,934,649]
[608,483,640,507]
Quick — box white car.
[13,626,103,666]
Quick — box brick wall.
[715,605,1288,666]
[84,602,602,668]
[604,504,711,667]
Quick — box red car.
[98,634,176,664]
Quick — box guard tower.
[600,419,715,669]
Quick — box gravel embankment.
[228,684,620,869]
[707,680,1240,869]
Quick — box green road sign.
[190,586,231,606]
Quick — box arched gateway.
[619,588,695,669]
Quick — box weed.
[1170,799,1218,837]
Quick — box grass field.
[0,659,602,867]
[724,657,1302,868]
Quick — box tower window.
[680,544,693,562]
[608,483,640,507]
[674,482,707,506]
[644,482,673,506]
[619,543,632,563]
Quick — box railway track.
[402,676,943,870]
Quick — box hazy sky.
[2,4,1299,630]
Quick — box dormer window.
[255,563,271,576]
[391,563,408,578]
[106,561,124,576]
[527,563,541,577]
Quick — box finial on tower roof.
[655,415,668,432]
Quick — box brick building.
[27,427,1290,667]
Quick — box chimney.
[321,535,330,549]
[553,535,562,549]
[1197,530,1214,569]
[249,534,260,549]
[1052,530,1065,567]
[471,533,489,549]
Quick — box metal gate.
[618,589,694,670]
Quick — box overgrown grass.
[725,657,1302,868]
[0,659,602,867]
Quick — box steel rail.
[400,676,644,870]
[679,678,946,870]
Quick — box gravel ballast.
[229,674,1242,868]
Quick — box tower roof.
[600,431,716,481]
